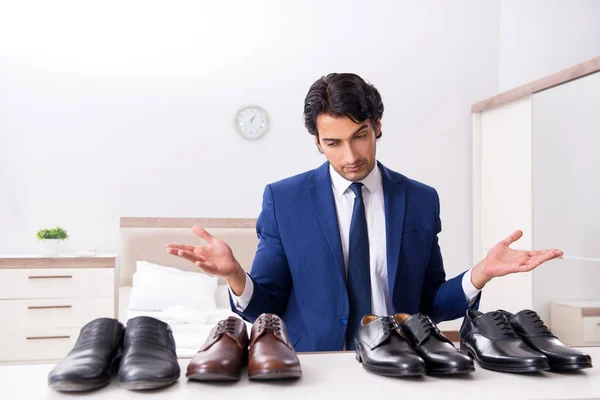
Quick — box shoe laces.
[382,316,396,334]
[493,311,517,337]
[257,315,281,335]
[526,311,553,336]
[383,315,406,336]
[418,314,437,334]
[214,318,237,338]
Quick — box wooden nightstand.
[550,301,600,346]
[0,254,116,363]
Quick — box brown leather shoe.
[186,316,249,381]
[248,313,302,380]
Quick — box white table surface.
[1,348,598,400]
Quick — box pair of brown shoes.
[187,313,302,381]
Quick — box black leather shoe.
[502,309,592,371]
[118,316,180,390]
[459,310,550,373]
[354,314,425,376]
[396,313,474,375]
[48,318,124,392]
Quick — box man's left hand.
[471,230,563,289]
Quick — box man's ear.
[314,135,324,154]
[374,119,383,139]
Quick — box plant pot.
[39,239,61,257]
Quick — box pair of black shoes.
[48,316,180,392]
[355,313,474,376]
[460,309,593,373]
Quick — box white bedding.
[119,287,252,358]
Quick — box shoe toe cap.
[119,355,179,382]
[551,351,592,367]
[385,351,425,370]
[426,351,474,370]
[49,359,107,382]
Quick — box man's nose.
[343,142,359,164]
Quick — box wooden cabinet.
[0,255,116,363]
[550,302,600,346]
[472,57,600,329]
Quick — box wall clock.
[235,105,270,140]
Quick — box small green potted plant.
[36,227,69,256]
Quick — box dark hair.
[303,73,384,139]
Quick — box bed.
[118,217,258,358]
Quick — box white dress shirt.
[230,164,481,312]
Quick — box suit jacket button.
[341,317,348,326]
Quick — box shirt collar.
[329,162,381,197]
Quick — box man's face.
[315,114,380,182]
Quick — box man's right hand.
[165,225,247,295]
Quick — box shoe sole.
[460,342,549,373]
[426,365,475,376]
[248,369,302,380]
[356,351,426,377]
[187,371,240,381]
[550,363,593,371]
[49,379,110,393]
[119,378,178,391]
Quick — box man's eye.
[327,142,339,147]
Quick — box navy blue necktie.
[345,182,371,350]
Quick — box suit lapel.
[308,162,346,284]
[379,162,406,302]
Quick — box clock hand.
[250,115,256,123]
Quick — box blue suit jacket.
[230,161,480,352]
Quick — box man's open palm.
[166,225,238,277]
[483,230,563,278]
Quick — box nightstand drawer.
[0,328,81,362]
[0,298,114,331]
[0,268,114,300]
[583,317,600,344]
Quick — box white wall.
[498,0,600,91]
[2,0,599,274]
[531,72,600,322]
[0,0,501,280]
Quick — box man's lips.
[345,163,364,172]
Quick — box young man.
[167,73,562,352]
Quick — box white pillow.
[128,260,218,312]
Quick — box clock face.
[235,106,270,140]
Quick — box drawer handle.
[28,305,72,310]
[26,336,71,340]
[28,275,73,279]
